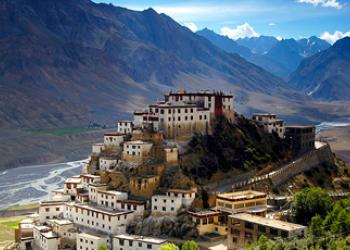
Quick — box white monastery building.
[130,89,235,139]
[77,232,110,250]
[104,132,125,147]
[113,234,168,250]
[252,113,285,138]
[117,121,133,134]
[99,156,118,171]
[122,140,153,162]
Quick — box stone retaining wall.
[270,143,334,186]
[232,142,334,189]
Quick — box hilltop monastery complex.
[14,89,321,250]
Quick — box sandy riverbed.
[319,125,350,163]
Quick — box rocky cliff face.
[127,214,198,239]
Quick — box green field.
[0,216,25,248]
[0,203,39,211]
[285,108,302,114]
[29,127,95,136]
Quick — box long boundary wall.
[269,143,334,186]
[232,142,334,189]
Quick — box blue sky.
[93,0,350,43]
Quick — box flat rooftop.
[217,190,266,201]
[118,200,146,205]
[230,213,306,232]
[285,125,315,129]
[34,225,50,231]
[49,219,73,225]
[20,218,34,224]
[166,90,233,98]
[81,174,100,178]
[41,231,58,239]
[52,188,65,193]
[104,132,125,136]
[150,101,197,108]
[40,200,66,206]
[78,232,106,240]
[20,223,34,229]
[114,234,167,244]
[188,210,221,217]
[89,183,108,187]
[99,156,118,160]
[98,190,127,196]
[65,177,81,184]
[168,188,196,194]
[125,140,152,145]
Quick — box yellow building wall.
[216,197,267,212]
[129,176,160,198]
[194,215,228,236]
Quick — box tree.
[160,243,180,250]
[97,243,108,250]
[310,214,324,237]
[323,198,350,235]
[257,235,269,250]
[181,240,199,250]
[290,187,332,225]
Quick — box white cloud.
[320,30,350,44]
[120,3,281,22]
[220,23,259,40]
[276,36,283,41]
[268,23,276,26]
[183,22,198,32]
[296,0,342,9]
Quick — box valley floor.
[319,125,350,163]
[0,128,114,171]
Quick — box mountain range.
[0,0,304,128]
[197,29,330,78]
[289,37,350,100]
[236,36,279,54]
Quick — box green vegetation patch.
[181,116,291,181]
[0,203,39,211]
[290,187,332,225]
[244,188,350,250]
[285,108,302,114]
[29,127,94,136]
[0,216,25,245]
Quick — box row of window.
[118,122,131,126]
[44,207,60,212]
[160,115,208,122]
[243,222,287,238]
[126,145,141,149]
[156,108,195,114]
[168,193,193,198]
[118,239,153,249]
[169,95,231,102]
[153,206,175,211]
[217,200,266,209]
[126,151,141,156]
[76,216,113,230]
[195,216,215,225]
[153,198,176,203]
